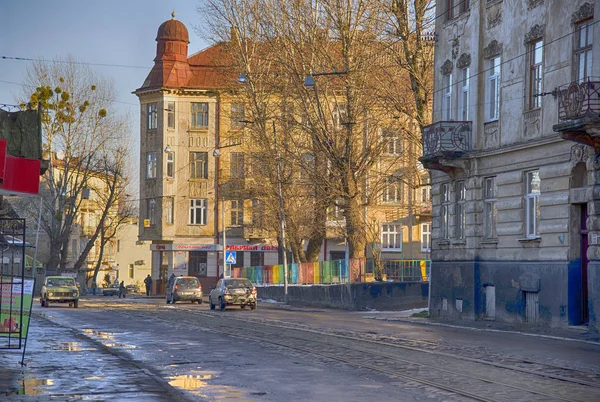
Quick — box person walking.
[144,274,153,297]
[118,281,127,298]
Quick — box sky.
[1,0,211,188]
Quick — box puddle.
[7,378,54,396]
[168,372,214,390]
[103,342,136,349]
[49,342,96,352]
[84,376,105,380]
[168,371,263,400]
[82,329,114,340]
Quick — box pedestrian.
[118,281,127,298]
[113,277,119,287]
[167,273,176,290]
[144,274,152,296]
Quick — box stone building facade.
[423,0,598,329]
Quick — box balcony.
[554,78,600,152]
[420,121,472,175]
[243,227,269,240]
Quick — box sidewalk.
[0,311,193,401]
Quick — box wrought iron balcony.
[420,121,472,174]
[554,78,600,153]
[557,77,600,122]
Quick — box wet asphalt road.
[3,296,600,401]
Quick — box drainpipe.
[214,93,221,280]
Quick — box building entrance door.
[580,204,589,324]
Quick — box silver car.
[209,278,257,310]
[166,276,203,304]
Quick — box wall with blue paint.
[430,261,574,328]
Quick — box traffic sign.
[225,251,237,265]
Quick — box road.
[3,297,600,401]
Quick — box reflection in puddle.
[169,371,262,400]
[9,378,54,396]
[82,329,114,340]
[169,372,213,390]
[51,342,96,352]
[103,342,136,349]
[84,376,105,380]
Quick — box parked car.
[209,278,257,310]
[125,284,140,294]
[41,276,79,308]
[102,284,119,296]
[166,276,203,304]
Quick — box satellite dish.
[55,150,65,160]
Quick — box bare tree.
[17,56,127,272]
[199,1,425,267]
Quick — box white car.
[209,278,257,310]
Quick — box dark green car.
[41,276,79,308]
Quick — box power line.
[1,56,151,70]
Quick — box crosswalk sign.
[225,251,236,265]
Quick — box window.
[487,57,501,121]
[528,39,543,110]
[446,0,470,21]
[526,171,540,238]
[382,128,402,155]
[231,200,244,226]
[421,186,431,203]
[167,102,175,129]
[165,197,174,225]
[328,201,344,221]
[381,224,402,250]
[252,199,264,227]
[231,153,245,179]
[146,152,157,179]
[484,177,497,239]
[459,68,469,121]
[128,264,134,279]
[189,199,208,225]
[441,183,450,239]
[190,152,208,179]
[456,181,466,239]
[575,20,593,82]
[421,223,431,251]
[147,103,157,130]
[147,199,156,227]
[443,73,453,120]
[232,251,244,269]
[333,103,347,129]
[166,151,175,178]
[300,153,314,179]
[191,102,209,128]
[117,240,120,252]
[250,252,264,267]
[231,103,245,129]
[383,176,403,203]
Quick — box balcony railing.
[422,121,472,158]
[557,77,600,122]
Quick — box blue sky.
[0,0,209,131]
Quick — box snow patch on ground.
[356,307,428,317]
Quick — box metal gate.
[0,217,33,350]
[525,291,539,323]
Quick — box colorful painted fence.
[365,259,430,282]
[233,259,429,285]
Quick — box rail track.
[108,303,600,402]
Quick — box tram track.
[115,305,600,402]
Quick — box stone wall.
[257,282,429,311]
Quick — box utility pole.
[272,121,288,302]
